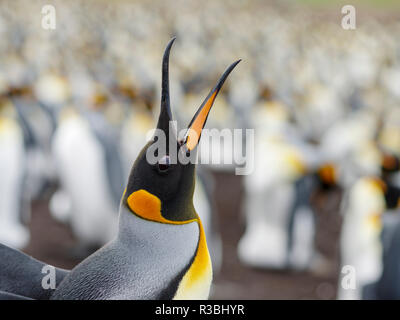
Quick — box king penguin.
[48,39,240,299]
[51,105,120,250]
[338,176,387,300]
[0,98,30,249]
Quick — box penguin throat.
[124,189,212,299]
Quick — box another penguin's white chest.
[52,117,117,242]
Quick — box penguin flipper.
[0,290,33,300]
[0,243,69,300]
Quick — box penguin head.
[123,38,240,223]
[317,163,337,189]
[381,152,400,174]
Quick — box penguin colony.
[0,0,400,299]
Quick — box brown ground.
[23,171,343,299]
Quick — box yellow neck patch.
[126,188,212,299]
[0,117,15,133]
[173,217,212,300]
[369,177,387,194]
[366,212,382,232]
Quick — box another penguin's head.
[381,152,400,174]
[123,38,240,223]
[317,163,337,189]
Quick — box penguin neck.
[124,162,198,222]
[117,204,199,248]
[160,163,197,221]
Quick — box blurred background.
[1,0,400,299]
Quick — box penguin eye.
[157,155,170,172]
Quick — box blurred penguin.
[238,93,338,271]
[364,208,400,299]
[360,150,400,299]
[0,98,29,249]
[238,98,312,269]
[51,98,122,255]
[338,177,387,300]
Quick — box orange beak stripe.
[186,91,217,151]
[184,59,240,152]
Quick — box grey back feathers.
[51,206,199,300]
[364,213,400,299]
[0,243,69,299]
[0,290,33,300]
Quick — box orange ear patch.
[127,189,166,223]
[127,189,196,225]
[318,164,336,185]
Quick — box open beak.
[184,59,241,151]
[156,37,240,154]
